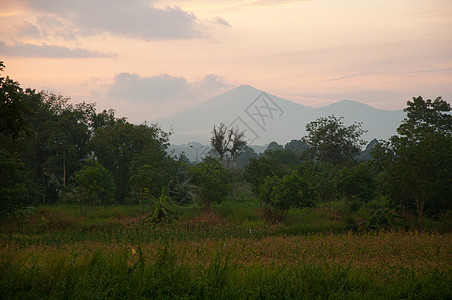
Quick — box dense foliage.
[1,61,451,229]
[0,64,185,220]
[302,115,367,166]
[189,159,231,211]
[372,96,452,226]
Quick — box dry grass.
[2,231,450,271]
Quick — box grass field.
[1,203,451,299]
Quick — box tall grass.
[1,237,450,299]
[1,204,451,298]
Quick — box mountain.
[154,85,405,146]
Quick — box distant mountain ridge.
[154,85,405,147]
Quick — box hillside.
[154,85,405,146]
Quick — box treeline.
[1,61,451,228]
[243,100,451,227]
[0,62,188,218]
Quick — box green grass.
[212,196,262,223]
[1,203,451,299]
[1,241,450,299]
[284,208,346,234]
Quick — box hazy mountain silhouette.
[154,85,405,147]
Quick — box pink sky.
[1,0,451,123]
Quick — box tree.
[357,138,379,161]
[300,162,340,215]
[0,148,35,220]
[46,102,91,188]
[266,149,301,166]
[258,175,280,217]
[189,159,231,212]
[259,171,315,222]
[209,123,247,167]
[235,145,258,168]
[19,92,92,202]
[285,139,309,155]
[265,141,283,152]
[302,115,367,166]
[0,63,35,219]
[129,164,153,206]
[244,155,286,208]
[75,161,114,215]
[373,96,452,227]
[337,164,376,214]
[0,62,33,140]
[90,120,171,204]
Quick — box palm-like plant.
[143,186,178,223]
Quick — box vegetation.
[259,171,315,222]
[0,205,451,298]
[189,159,231,212]
[1,61,451,298]
[209,123,247,167]
[373,96,452,227]
[302,115,367,166]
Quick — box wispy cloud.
[326,68,452,81]
[14,21,41,38]
[0,41,114,58]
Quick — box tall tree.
[90,120,171,204]
[302,115,367,166]
[373,96,452,226]
[0,62,33,140]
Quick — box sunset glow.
[1,0,451,122]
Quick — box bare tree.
[209,123,247,167]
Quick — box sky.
[1,0,451,123]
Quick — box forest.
[1,61,451,298]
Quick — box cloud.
[210,17,231,27]
[15,22,41,38]
[326,68,452,81]
[108,72,232,103]
[18,0,221,40]
[108,73,189,102]
[245,0,310,6]
[36,16,77,40]
[0,41,114,58]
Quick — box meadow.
[1,202,451,299]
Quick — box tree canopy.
[0,62,33,140]
[302,115,367,166]
[373,96,452,225]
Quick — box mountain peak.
[154,85,405,145]
[222,84,261,96]
[327,99,373,108]
[234,84,257,91]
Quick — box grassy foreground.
[1,205,451,299]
